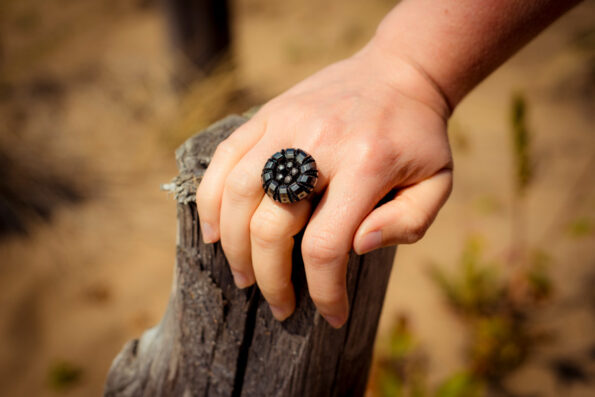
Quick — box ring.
[261,148,318,203]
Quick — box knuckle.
[220,239,248,263]
[312,114,343,136]
[250,209,285,245]
[302,231,343,267]
[214,139,237,159]
[224,170,259,201]
[353,138,395,175]
[259,279,292,303]
[303,115,343,148]
[310,286,345,309]
[401,211,430,243]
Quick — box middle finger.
[250,197,311,321]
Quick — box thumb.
[353,169,453,254]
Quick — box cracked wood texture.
[103,114,397,397]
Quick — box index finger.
[195,117,266,243]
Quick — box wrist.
[363,0,580,112]
[353,38,452,121]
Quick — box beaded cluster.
[261,148,318,203]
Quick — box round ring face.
[261,148,318,203]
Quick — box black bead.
[296,174,316,188]
[267,180,280,199]
[278,185,291,203]
[261,148,318,203]
[262,171,274,187]
[295,150,308,165]
[285,148,296,160]
[272,152,284,162]
[289,182,309,200]
[263,160,276,171]
[300,162,317,175]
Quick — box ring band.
[261,148,318,203]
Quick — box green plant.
[373,90,562,397]
[436,372,483,397]
[567,217,593,238]
[374,316,429,397]
[48,360,83,391]
[429,237,553,390]
[510,93,532,196]
[430,237,502,317]
[473,195,503,216]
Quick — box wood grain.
[104,115,396,397]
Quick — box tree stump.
[104,114,397,397]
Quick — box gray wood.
[104,114,397,397]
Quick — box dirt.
[0,0,593,396]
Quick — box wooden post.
[104,114,397,397]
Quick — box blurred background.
[0,0,593,396]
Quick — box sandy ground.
[0,0,594,396]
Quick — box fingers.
[353,169,453,254]
[301,171,385,328]
[219,139,289,288]
[250,197,311,321]
[195,117,266,243]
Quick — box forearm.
[366,0,580,110]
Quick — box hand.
[195,43,453,328]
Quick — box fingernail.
[323,314,346,329]
[201,222,217,243]
[232,271,250,288]
[270,305,290,321]
[357,230,382,254]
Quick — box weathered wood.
[104,114,397,397]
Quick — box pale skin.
[196,0,580,328]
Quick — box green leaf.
[510,93,532,195]
[436,372,483,397]
[567,217,593,238]
[48,360,83,391]
[378,367,404,397]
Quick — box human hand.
[195,43,453,328]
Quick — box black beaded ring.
[261,148,318,203]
